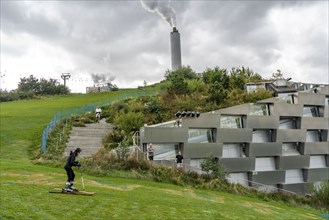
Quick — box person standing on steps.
[64,148,81,192]
[95,106,102,123]
[176,151,184,168]
[147,143,154,161]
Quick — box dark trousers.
[65,167,75,182]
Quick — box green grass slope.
[0,89,325,220]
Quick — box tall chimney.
[170,27,182,71]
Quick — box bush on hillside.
[310,181,329,208]
[200,154,226,180]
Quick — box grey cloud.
[1,0,327,90]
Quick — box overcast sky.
[1,0,328,93]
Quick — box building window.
[252,129,273,142]
[222,144,246,158]
[279,117,299,129]
[282,143,300,156]
[309,155,327,168]
[285,169,304,183]
[303,106,320,117]
[255,157,276,171]
[249,104,269,116]
[220,115,243,128]
[325,97,329,106]
[188,128,216,143]
[227,173,248,186]
[279,95,294,104]
[149,143,178,160]
[306,130,323,142]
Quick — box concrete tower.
[170,27,182,71]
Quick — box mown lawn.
[0,158,323,220]
[0,88,158,159]
[0,89,326,220]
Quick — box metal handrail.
[225,176,297,195]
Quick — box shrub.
[200,154,226,180]
[311,181,329,208]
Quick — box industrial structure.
[140,84,329,195]
[170,27,182,70]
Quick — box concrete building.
[86,83,118,93]
[140,85,329,195]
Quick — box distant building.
[86,83,118,93]
[246,78,326,97]
[140,83,329,195]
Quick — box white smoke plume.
[140,0,177,27]
[90,73,116,84]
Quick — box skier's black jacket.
[64,152,80,169]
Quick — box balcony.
[249,170,285,185]
[277,129,305,142]
[220,157,255,172]
[277,155,310,169]
[249,143,282,157]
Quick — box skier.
[63,147,82,192]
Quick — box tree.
[164,66,198,81]
[18,75,40,93]
[229,67,263,90]
[272,69,284,80]
[114,110,144,134]
[17,75,69,96]
[167,73,189,96]
[115,136,131,161]
[200,154,226,180]
[145,96,162,113]
[202,67,230,90]
[207,81,228,105]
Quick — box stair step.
[65,122,112,157]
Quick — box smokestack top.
[172,27,178,32]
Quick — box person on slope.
[95,106,102,123]
[63,148,81,192]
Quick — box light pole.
[61,73,71,87]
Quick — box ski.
[49,188,95,196]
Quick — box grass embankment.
[1,159,323,220]
[0,88,326,219]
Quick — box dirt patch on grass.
[164,189,225,204]
[1,172,64,186]
[240,201,278,215]
[89,180,141,191]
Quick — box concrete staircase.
[65,119,112,157]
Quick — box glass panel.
[282,143,300,156]
[279,119,296,129]
[306,130,321,142]
[310,156,327,168]
[220,116,242,128]
[279,95,293,104]
[152,143,177,160]
[188,128,216,143]
[255,157,276,171]
[252,130,270,142]
[222,144,241,158]
[285,169,304,183]
[250,104,268,116]
[227,173,248,186]
[303,106,319,117]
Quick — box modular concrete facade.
[140,85,329,195]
